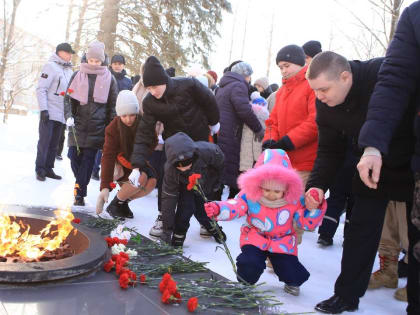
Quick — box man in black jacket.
[129,56,220,185]
[357,2,420,314]
[304,51,415,314]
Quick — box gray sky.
[14,0,416,83]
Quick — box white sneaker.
[149,214,163,237]
[199,225,212,238]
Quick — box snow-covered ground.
[0,114,407,314]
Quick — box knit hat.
[276,45,306,66]
[116,90,139,116]
[254,77,269,90]
[207,70,218,83]
[231,61,253,77]
[261,179,287,191]
[111,54,126,64]
[142,56,169,87]
[86,41,105,63]
[302,40,322,58]
[56,43,75,54]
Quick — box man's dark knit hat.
[143,56,169,87]
[56,43,75,54]
[275,45,306,66]
[302,40,322,58]
[111,54,126,64]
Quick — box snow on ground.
[0,114,407,314]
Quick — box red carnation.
[103,259,115,272]
[161,289,172,304]
[187,297,198,312]
[119,252,130,260]
[72,218,81,224]
[187,174,201,191]
[173,291,182,303]
[59,91,66,96]
[166,280,178,295]
[119,272,130,289]
[67,88,74,94]
[109,182,117,189]
[129,271,137,281]
[140,274,147,284]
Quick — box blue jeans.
[68,146,98,197]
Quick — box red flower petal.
[109,182,117,189]
[119,252,129,260]
[166,280,177,295]
[59,91,66,96]
[161,289,172,304]
[72,218,81,224]
[103,260,115,272]
[67,88,74,94]
[140,274,146,284]
[187,297,198,312]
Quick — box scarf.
[259,197,288,209]
[68,63,111,105]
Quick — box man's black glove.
[262,136,295,151]
[40,110,49,123]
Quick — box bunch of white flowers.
[110,224,131,241]
[111,243,138,258]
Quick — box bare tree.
[0,0,22,108]
[65,0,75,42]
[266,10,275,78]
[97,0,120,57]
[71,0,90,65]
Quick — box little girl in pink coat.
[205,148,326,295]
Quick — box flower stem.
[71,125,80,155]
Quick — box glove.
[128,168,141,187]
[204,202,220,218]
[66,117,75,127]
[254,128,265,142]
[263,136,294,151]
[262,139,276,149]
[210,122,220,135]
[40,110,49,123]
[96,188,110,214]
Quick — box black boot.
[106,195,127,219]
[45,169,62,180]
[36,172,46,181]
[171,233,186,247]
[315,295,358,314]
[207,224,227,244]
[317,235,333,247]
[120,199,134,219]
[74,196,85,206]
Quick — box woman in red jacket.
[263,44,318,244]
[96,90,156,219]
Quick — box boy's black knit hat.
[276,45,306,66]
[302,40,322,58]
[143,56,169,87]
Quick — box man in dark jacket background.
[357,2,420,314]
[304,51,415,314]
[160,132,226,246]
[129,56,220,194]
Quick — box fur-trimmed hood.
[238,149,303,203]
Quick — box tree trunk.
[65,0,75,42]
[388,0,402,44]
[227,4,238,64]
[266,10,275,78]
[98,0,120,57]
[240,0,250,60]
[71,0,89,66]
[0,0,21,107]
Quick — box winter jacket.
[131,77,220,170]
[358,2,420,173]
[36,53,73,124]
[239,104,269,171]
[263,66,317,172]
[100,116,140,191]
[161,132,225,230]
[261,86,273,99]
[267,90,277,113]
[306,58,415,201]
[64,70,118,149]
[216,72,263,189]
[110,69,133,92]
[214,149,326,256]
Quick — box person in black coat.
[215,61,264,198]
[129,56,220,189]
[64,41,118,206]
[357,2,420,314]
[160,132,226,246]
[109,55,133,91]
[303,51,415,314]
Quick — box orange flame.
[0,210,75,261]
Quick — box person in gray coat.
[35,43,74,181]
